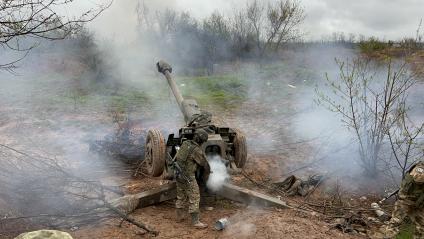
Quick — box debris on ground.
[214,217,229,231]
[89,120,147,161]
[273,174,324,196]
[331,214,369,236]
[370,202,390,222]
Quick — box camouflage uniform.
[382,162,424,239]
[175,140,209,214]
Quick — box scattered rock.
[205,206,214,211]
[334,218,346,225]
[367,217,379,223]
[370,202,390,221]
[70,226,79,232]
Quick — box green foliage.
[396,223,415,239]
[359,38,389,53]
[108,89,150,112]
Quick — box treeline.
[312,30,424,52]
[136,0,305,74]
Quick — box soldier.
[175,129,210,229]
[381,161,424,238]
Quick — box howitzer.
[143,61,247,181]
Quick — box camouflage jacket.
[399,162,424,206]
[175,140,210,180]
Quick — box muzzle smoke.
[206,155,229,192]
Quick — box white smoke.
[206,155,230,192]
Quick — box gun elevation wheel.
[144,129,166,176]
[234,129,247,168]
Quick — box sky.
[82,0,424,43]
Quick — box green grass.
[29,73,152,116]
[31,73,243,119]
[396,223,415,239]
[178,74,247,108]
[28,62,311,116]
[108,89,150,110]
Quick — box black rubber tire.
[233,129,247,168]
[144,129,166,177]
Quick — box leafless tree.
[387,109,424,178]
[265,0,305,52]
[202,11,231,73]
[416,18,423,44]
[136,0,152,31]
[230,7,255,57]
[135,0,305,68]
[0,0,111,72]
[246,0,264,55]
[317,58,417,177]
[243,0,305,58]
[0,143,157,236]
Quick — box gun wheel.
[144,129,166,177]
[234,129,247,168]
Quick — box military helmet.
[410,162,424,183]
[194,129,208,144]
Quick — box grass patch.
[396,223,415,239]
[178,74,247,108]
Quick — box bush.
[359,37,389,53]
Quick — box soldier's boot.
[190,212,207,229]
[176,208,185,222]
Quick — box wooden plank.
[135,182,177,208]
[216,183,288,208]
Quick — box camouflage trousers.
[382,199,424,238]
[175,176,200,214]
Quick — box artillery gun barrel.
[163,69,185,112]
[156,60,201,124]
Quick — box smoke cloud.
[1,2,423,236]
[206,155,230,192]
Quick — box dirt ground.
[69,165,364,239]
[73,203,361,239]
[2,56,411,238]
[66,150,368,239]
[0,104,368,239]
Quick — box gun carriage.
[144,61,247,180]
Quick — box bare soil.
[73,204,360,239]
[0,57,403,238]
[0,106,367,238]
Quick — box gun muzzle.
[157,60,172,74]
